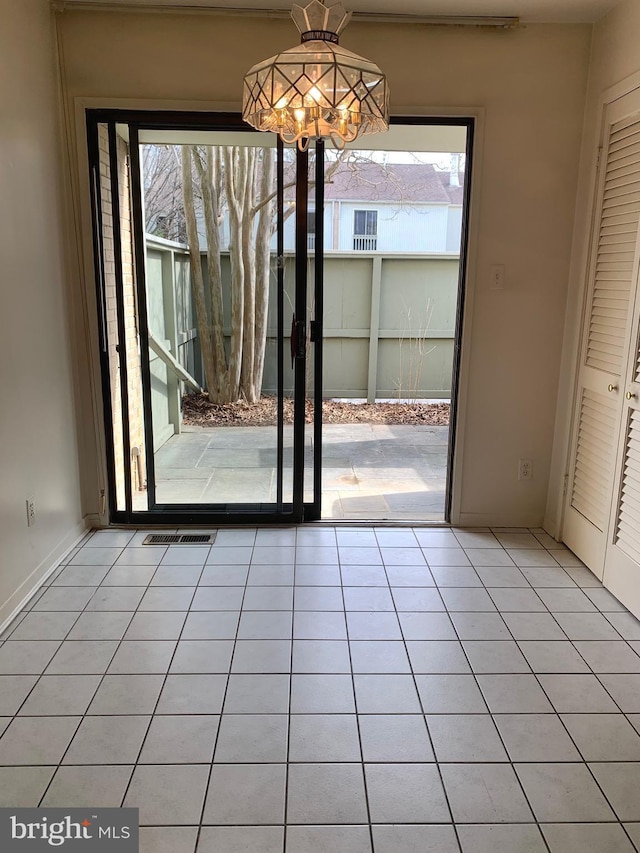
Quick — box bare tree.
[181,144,276,403]
[143,145,187,242]
[150,144,378,404]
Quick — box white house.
[314,161,464,254]
[216,159,464,254]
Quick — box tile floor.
[1,526,640,852]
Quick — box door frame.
[86,108,313,525]
[79,102,479,527]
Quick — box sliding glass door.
[88,111,473,526]
[87,111,322,524]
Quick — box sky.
[327,149,465,170]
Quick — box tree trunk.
[194,147,229,401]
[181,143,288,405]
[181,147,218,399]
[223,147,246,401]
[240,148,257,401]
[253,148,275,400]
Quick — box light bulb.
[294,108,306,133]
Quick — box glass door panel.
[139,131,288,509]
[88,112,304,523]
[316,122,471,522]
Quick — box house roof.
[323,161,464,205]
[436,169,465,205]
[280,160,463,205]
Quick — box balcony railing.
[353,235,378,251]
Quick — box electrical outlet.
[26,497,36,527]
[518,459,533,481]
[490,264,505,290]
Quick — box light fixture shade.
[242,0,389,149]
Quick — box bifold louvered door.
[564,89,640,578]
[604,317,640,617]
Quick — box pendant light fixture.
[242,0,389,150]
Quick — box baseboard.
[455,512,544,529]
[541,512,559,541]
[0,520,88,636]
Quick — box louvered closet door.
[564,89,640,577]
[604,311,640,617]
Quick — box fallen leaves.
[182,394,450,428]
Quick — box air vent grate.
[142,533,216,545]
[180,534,216,544]
[144,535,181,544]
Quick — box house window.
[353,209,378,250]
[307,210,316,251]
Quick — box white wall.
[546,0,640,537]
[56,9,591,526]
[336,202,449,253]
[263,203,333,253]
[0,0,84,624]
[447,207,464,253]
[223,198,456,253]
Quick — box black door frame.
[87,109,316,524]
[86,109,474,526]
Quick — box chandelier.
[242,0,389,150]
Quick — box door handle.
[309,319,321,343]
[608,384,618,392]
[290,314,306,367]
[626,391,637,400]
[290,315,296,368]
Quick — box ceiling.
[61,0,620,25]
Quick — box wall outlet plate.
[518,459,533,481]
[490,264,506,289]
[26,497,36,527]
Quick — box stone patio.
[150,424,449,521]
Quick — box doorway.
[87,111,472,525]
[310,122,472,521]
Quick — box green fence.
[145,236,458,420]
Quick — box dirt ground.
[182,393,450,428]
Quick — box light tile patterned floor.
[1,526,640,852]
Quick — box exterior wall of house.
[446,207,464,253]
[275,200,461,254]
[259,202,333,254]
[335,202,450,254]
[0,0,83,625]
[57,9,591,526]
[546,0,640,536]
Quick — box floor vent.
[180,534,216,544]
[142,533,216,545]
